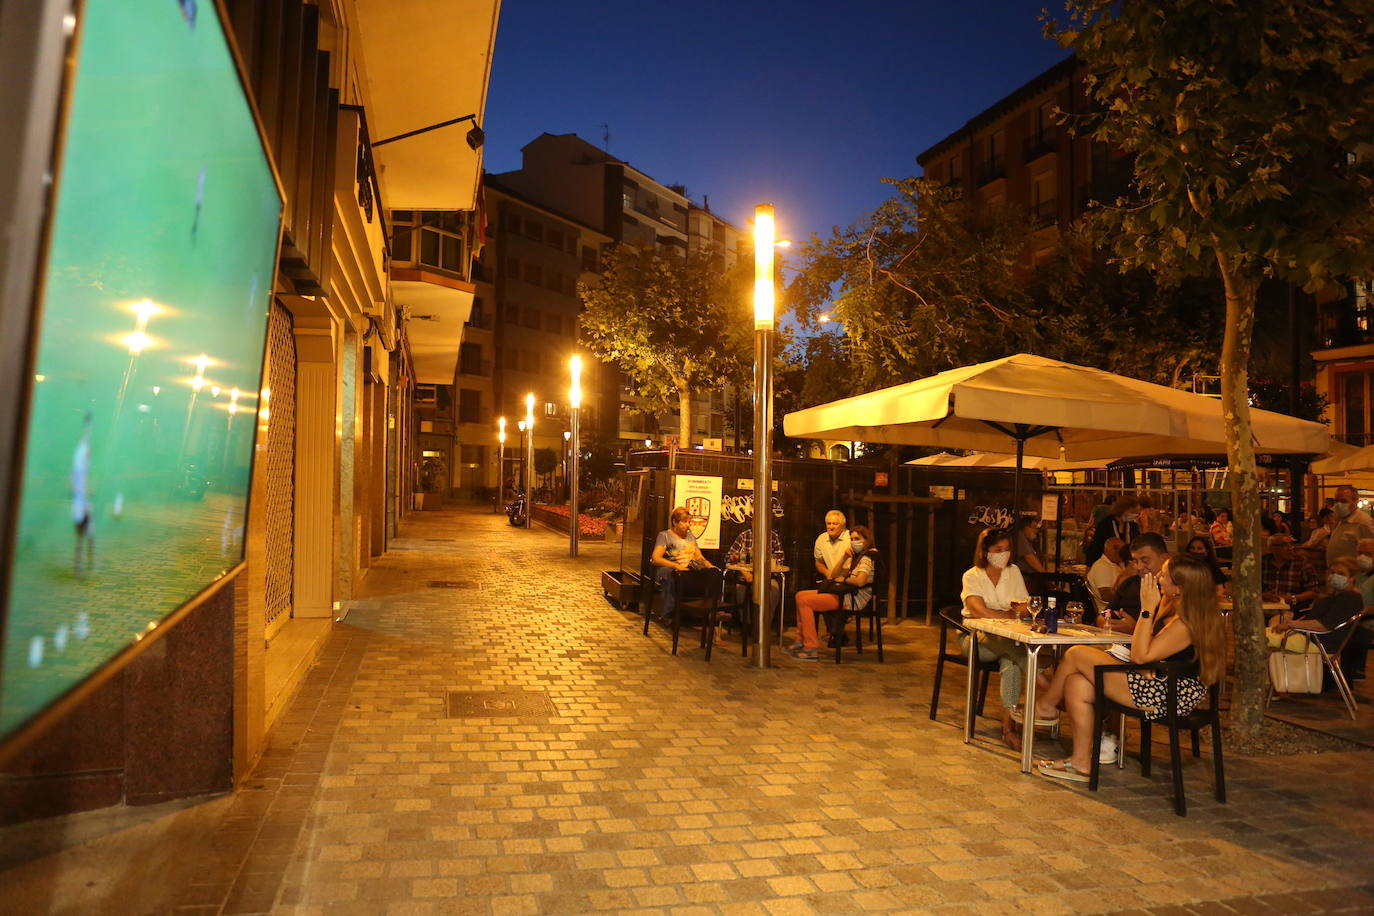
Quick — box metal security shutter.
[263,302,297,640]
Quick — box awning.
[354,0,500,210]
[394,269,475,384]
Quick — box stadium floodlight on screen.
[0,0,282,749]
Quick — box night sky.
[483,1,1071,243]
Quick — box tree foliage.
[1047,0,1374,739]
[578,245,754,444]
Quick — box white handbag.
[1268,649,1323,694]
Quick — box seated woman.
[649,507,717,623]
[1031,554,1226,783]
[1268,555,1367,664]
[1183,536,1229,591]
[789,526,875,661]
[959,528,1032,750]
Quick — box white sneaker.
[1098,734,1119,764]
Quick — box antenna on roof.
[600,123,610,151]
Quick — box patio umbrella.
[907,452,1109,471]
[784,353,1330,512]
[1309,442,1368,476]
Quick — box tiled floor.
[9,504,1374,914]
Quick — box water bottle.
[1045,596,1059,634]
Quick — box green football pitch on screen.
[1,0,282,738]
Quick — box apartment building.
[493,134,731,450]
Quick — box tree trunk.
[1216,250,1264,738]
[678,383,692,448]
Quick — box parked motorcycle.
[505,488,526,526]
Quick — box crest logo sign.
[686,496,711,539]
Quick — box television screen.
[0,0,282,739]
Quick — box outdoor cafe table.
[963,617,1131,774]
[725,564,790,642]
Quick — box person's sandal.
[786,646,818,661]
[1010,706,1061,727]
[1035,758,1090,783]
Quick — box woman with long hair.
[1010,514,1045,574]
[960,527,1033,749]
[789,525,876,661]
[1031,554,1226,783]
[1183,536,1229,588]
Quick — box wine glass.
[1027,596,1042,628]
[1066,601,1084,626]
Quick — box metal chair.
[929,605,992,720]
[1089,659,1225,817]
[1268,610,1368,719]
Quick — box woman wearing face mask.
[1084,495,1141,566]
[960,528,1032,749]
[1184,536,1229,589]
[789,525,875,661]
[1268,555,1366,654]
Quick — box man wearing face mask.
[1084,495,1141,566]
[1327,485,1374,566]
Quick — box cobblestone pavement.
[90,506,1374,912]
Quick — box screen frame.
[0,0,287,764]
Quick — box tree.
[1048,0,1374,739]
[578,245,752,445]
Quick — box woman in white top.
[961,528,1032,750]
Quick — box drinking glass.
[1027,596,1042,628]
[1066,601,1084,625]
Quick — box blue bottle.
[1045,597,1059,634]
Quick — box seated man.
[814,510,851,582]
[1086,536,1126,609]
[650,506,717,622]
[1101,532,1169,633]
[726,526,784,618]
[1261,535,1319,612]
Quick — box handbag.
[818,578,858,596]
[1268,646,1323,694]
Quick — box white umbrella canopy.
[785,353,1330,462]
[1309,442,1368,475]
[906,451,1109,471]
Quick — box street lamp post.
[524,393,535,529]
[497,416,507,513]
[569,356,582,557]
[752,203,776,669]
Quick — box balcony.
[975,155,1006,187]
[1023,131,1057,163]
[465,312,493,331]
[458,359,493,378]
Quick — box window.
[523,263,542,286]
[545,313,561,334]
[459,342,482,375]
[458,388,481,424]
[565,235,577,254]
[545,401,559,417]
[1338,369,1374,446]
[460,444,484,465]
[523,307,541,329]
[948,155,963,181]
[505,255,520,277]
[524,220,543,243]
[415,384,438,406]
[393,226,412,261]
[581,246,599,272]
[548,270,565,295]
[547,229,564,251]
[503,301,519,322]
[506,214,521,236]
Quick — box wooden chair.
[929,605,992,720]
[1089,659,1225,817]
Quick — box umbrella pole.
[1013,436,1024,521]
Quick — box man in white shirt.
[813,510,851,581]
[1086,536,1126,609]
[1328,485,1374,566]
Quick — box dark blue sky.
[483,1,1070,243]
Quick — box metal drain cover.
[446,690,558,718]
[428,580,476,589]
